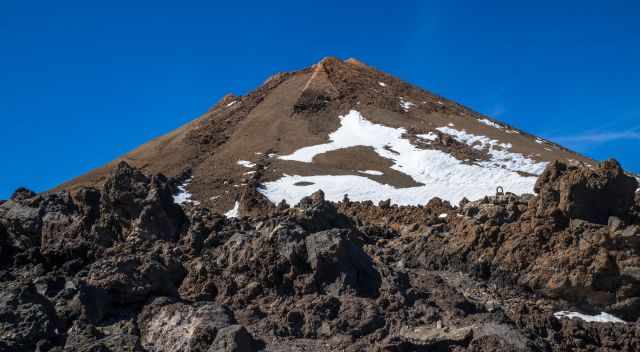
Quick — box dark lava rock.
[0,281,63,352]
[2,161,640,351]
[535,159,638,224]
[101,161,186,242]
[209,325,260,352]
[305,229,381,297]
[64,321,144,352]
[81,250,185,321]
[295,190,352,232]
[10,187,37,201]
[138,298,258,352]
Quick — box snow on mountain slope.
[261,110,544,206]
[55,57,596,215]
[436,126,548,175]
[173,177,198,205]
[554,311,626,324]
[224,201,240,218]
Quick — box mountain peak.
[344,57,372,68]
[315,56,342,67]
[54,59,594,216]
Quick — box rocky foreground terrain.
[2,159,640,351]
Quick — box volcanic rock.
[534,159,638,224]
[0,281,63,352]
[2,58,640,351]
[399,324,473,349]
[137,298,254,352]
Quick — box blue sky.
[1,1,639,199]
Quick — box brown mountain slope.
[54,57,594,215]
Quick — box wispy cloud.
[552,130,640,143]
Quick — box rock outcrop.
[534,159,638,224]
[2,161,640,351]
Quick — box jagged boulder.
[0,189,42,252]
[294,190,351,232]
[63,321,144,352]
[0,188,96,267]
[534,160,638,224]
[129,174,186,241]
[10,187,36,201]
[209,325,259,352]
[399,325,473,349]
[99,161,186,242]
[305,229,381,297]
[39,191,91,264]
[332,296,385,337]
[80,249,185,322]
[0,281,64,352]
[101,161,152,220]
[138,298,258,352]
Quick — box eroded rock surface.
[1,160,640,351]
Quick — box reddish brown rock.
[534,159,638,224]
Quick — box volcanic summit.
[5,58,640,352]
[55,57,593,216]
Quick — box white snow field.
[262,110,546,206]
[553,311,625,324]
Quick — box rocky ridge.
[1,159,640,351]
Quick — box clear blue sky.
[1,1,639,199]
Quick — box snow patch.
[417,132,438,141]
[237,160,256,168]
[438,213,448,219]
[173,177,194,205]
[554,311,625,324]
[535,138,545,144]
[478,118,502,129]
[378,82,387,87]
[436,126,548,175]
[265,110,541,206]
[226,101,238,107]
[399,97,415,112]
[359,170,384,176]
[224,201,240,218]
